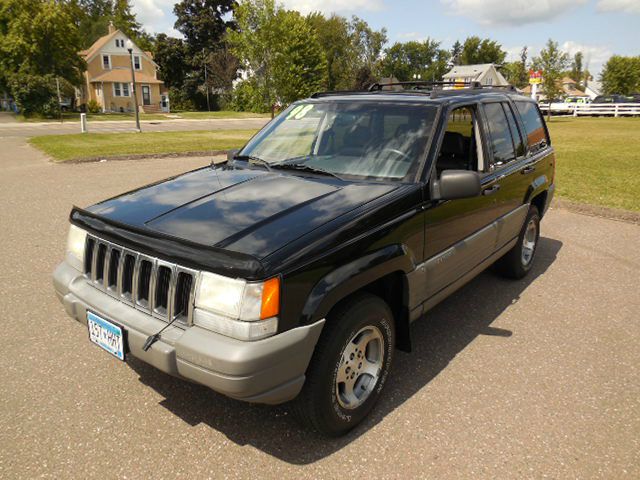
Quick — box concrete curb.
[57,150,229,164]
[551,198,640,225]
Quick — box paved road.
[1,137,639,479]
[0,117,270,138]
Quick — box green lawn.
[29,116,640,212]
[18,111,269,123]
[546,117,640,212]
[30,129,257,162]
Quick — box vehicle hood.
[86,165,400,259]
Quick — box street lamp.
[125,39,141,132]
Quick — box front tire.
[495,205,540,279]
[293,293,395,436]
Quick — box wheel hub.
[335,325,385,410]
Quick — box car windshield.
[238,101,438,181]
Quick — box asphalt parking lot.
[1,135,639,479]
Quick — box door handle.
[483,184,500,196]
[521,165,536,174]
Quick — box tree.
[67,0,152,49]
[174,0,236,54]
[570,51,584,84]
[502,46,528,88]
[153,34,190,89]
[532,39,569,117]
[600,55,640,95]
[0,0,85,115]
[228,0,326,110]
[380,39,450,82]
[349,16,387,72]
[307,13,355,91]
[460,36,506,65]
[450,40,462,66]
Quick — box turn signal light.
[260,276,280,319]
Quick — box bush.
[229,78,269,113]
[87,99,101,114]
[10,74,58,117]
[168,87,196,111]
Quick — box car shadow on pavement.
[127,236,562,465]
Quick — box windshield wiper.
[272,163,343,181]
[233,154,272,171]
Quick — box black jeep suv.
[53,82,555,436]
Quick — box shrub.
[229,78,269,113]
[87,99,101,114]
[10,74,57,117]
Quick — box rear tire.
[494,205,540,279]
[292,293,395,436]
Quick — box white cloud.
[441,0,587,26]
[561,41,612,74]
[280,0,385,15]
[131,0,179,35]
[597,0,640,14]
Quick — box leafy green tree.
[532,39,569,117]
[174,0,236,54]
[600,55,640,95]
[502,46,529,88]
[380,39,450,82]
[307,13,355,91]
[570,51,584,84]
[349,16,387,72]
[450,40,462,66]
[153,33,190,89]
[0,0,86,115]
[66,0,152,49]
[460,36,506,65]
[228,0,326,110]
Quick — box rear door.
[479,100,531,250]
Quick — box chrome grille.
[83,235,197,325]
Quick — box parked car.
[592,94,633,104]
[53,83,556,436]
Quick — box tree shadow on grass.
[128,236,562,465]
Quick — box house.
[442,63,509,87]
[521,76,588,102]
[76,23,168,113]
[584,80,602,100]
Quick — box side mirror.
[434,170,481,201]
[227,149,240,162]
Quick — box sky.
[131,0,640,75]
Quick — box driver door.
[421,104,501,302]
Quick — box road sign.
[529,70,543,85]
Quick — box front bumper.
[53,261,324,404]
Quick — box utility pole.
[203,48,211,112]
[55,77,63,123]
[126,39,141,132]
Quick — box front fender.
[300,244,415,325]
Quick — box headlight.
[194,272,280,341]
[66,224,87,271]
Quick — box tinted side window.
[515,101,550,153]
[503,103,526,158]
[484,103,516,167]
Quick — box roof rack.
[368,80,483,91]
[310,81,519,99]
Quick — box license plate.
[87,311,125,360]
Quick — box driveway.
[1,137,638,479]
[0,117,270,138]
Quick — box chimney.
[108,21,116,34]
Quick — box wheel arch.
[300,244,415,352]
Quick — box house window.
[113,83,130,97]
[115,39,120,47]
[134,56,141,70]
[102,55,111,69]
